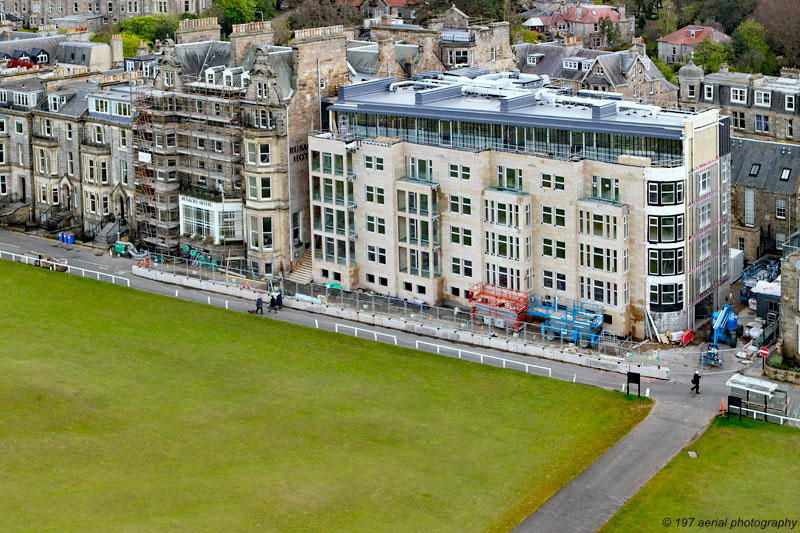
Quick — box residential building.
[308,72,731,338]
[678,64,800,143]
[513,41,677,106]
[532,2,635,49]
[657,24,730,65]
[134,22,348,277]
[0,70,135,238]
[729,137,800,263]
[351,0,415,20]
[11,0,207,29]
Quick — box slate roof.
[513,43,673,91]
[730,137,800,196]
[0,34,64,63]
[35,82,98,117]
[240,44,294,99]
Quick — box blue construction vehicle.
[740,258,780,302]
[707,304,739,348]
[528,295,604,348]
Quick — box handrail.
[0,248,131,287]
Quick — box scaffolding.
[132,71,246,261]
[468,283,530,332]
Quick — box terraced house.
[0,72,135,240]
[308,71,731,338]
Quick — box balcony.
[180,185,243,203]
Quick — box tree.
[731,19,777,74]
[689,0,757,35]
[754,0,800,67]
[119,15,178,43]
[291,0,360,31]
[692,37,729,72]
[656,0,677,37]
[205,0,255,36]
[598,16,622,49]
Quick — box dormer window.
[527,55,538,66]
[205,71,215,84]
[755,90,770,107]
[49,95,59,111]
[563,60,578,70]
[582,61,592,71]
[164,71,173,87]
[689,30,696,38]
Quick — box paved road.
[0,230,794,532]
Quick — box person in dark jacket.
[690,371,701,394]
[256,294,263,314]
[269,294,278,313]
[276,292,283,310]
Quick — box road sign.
[760,346,770,357]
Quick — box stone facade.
[133,25,348,275]
[15,0,207,29]
[368,18,514,74]
[174,17,221,45]
[0,72,135,237]
[779,247,800,362]
[727,137,800,263]
[679,66,800,143]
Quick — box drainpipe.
[286,105,292,275]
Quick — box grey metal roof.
[332,75,699,139]
[0,34,64,63]
[730,137,800,195]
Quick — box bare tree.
[755,0,800,67]
[291,0,361,30]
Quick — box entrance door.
[19,176,25,202]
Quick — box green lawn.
[0,260,649,531]
[602,417,800,532]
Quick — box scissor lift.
[468,283,530,332]
[528,295,604,348]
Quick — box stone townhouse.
[513,41,677,106]
[308,72,731,338]
[679,64,800,143]
[8,0,207,28]
[135,21,348,276]
[28,80,133,237]
[729,137,800,263]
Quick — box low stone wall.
[764,364,800,385]
[133,266,670,380]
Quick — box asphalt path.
[0,230,793,532]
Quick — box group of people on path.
[255,291,283,314]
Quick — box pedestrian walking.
[276,291,283,310]
[256,294,264,315]
[690,371,701,394]
[269,294,278,313]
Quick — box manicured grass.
[602,416,800,532]
[0,260,649,531]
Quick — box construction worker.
[690,371,701,395]
[256,294,264,315]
